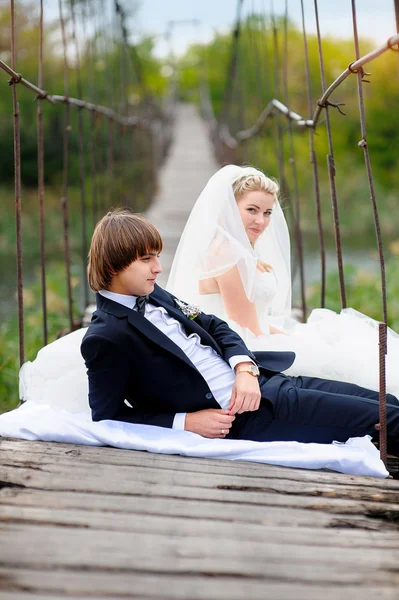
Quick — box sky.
[39,0,398,58]
[132,0,398,57]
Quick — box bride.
[167,164,399,397]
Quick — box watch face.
[250,365,260,376]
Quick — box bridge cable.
[9,0,24,365]
[300,0,326,309]
[284,1,307,320]
[37,0,48,345]
[58,0,75,332]
[70,0,90,309]
[351,0,388,462]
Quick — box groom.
[81,209,399,454]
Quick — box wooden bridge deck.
[1,104,399,599]
[1,439,399,599]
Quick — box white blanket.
[0,402,389,478]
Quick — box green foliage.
[177,15,399,241]
[0,261,82,414]
[307,251,399,332]
[0,2,168,187]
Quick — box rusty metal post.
[10,0,24,366]
[395,0,399,31]
[378,323,388,464]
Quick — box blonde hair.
[232,169,279,272]
[232,169,279,201]
[88,209,163,292]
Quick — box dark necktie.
[135,295,149,315]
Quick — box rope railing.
[215,32,399,149]
[2,0,173,377]
[0,57,157,127]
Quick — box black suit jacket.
[81,285,295,428]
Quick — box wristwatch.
[235,364,260,377]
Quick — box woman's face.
[236,190,275,244]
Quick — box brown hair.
[88,208,163,292]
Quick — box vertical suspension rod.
[70,0,89,308]
[284,1,307,320]
[351,0,388,462]
[37,0,48,345]
[314,0,347,308]
[59,0,74,331]
[10,0,24,366]
[301,0,326,308]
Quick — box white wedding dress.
[198,268,399,399]
[166,165,399,401]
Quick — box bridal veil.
[167,165,292,324]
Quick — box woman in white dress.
[167,164,399,397]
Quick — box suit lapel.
[149,290,222,355]
[96,293,199,371]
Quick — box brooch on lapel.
[175,298,201,320]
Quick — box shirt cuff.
[229,355,255,371]
[172,412,187,430]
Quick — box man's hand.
[228,369,261,415]
[185,409,235,438]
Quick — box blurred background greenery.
[0,3,398,412]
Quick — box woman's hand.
[228,372,261,415]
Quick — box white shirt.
[99,289,253,429]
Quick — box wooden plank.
[2,486,399,520]
[1,438,396,489]
[1,503,398,541]
[2,459,399,505]
[0,523,398,584]
[1,568,399,600]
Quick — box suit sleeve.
[167,291,295,373]
[81,333,175,428]
[195,310,256,360]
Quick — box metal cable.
[70,0,89,309]
[284,1,306,320]
[37,0,48,345]
[219,0,244,127]
[10,0,24,366]
[59,0,74,331]
[314,0,347,308]
[301,0,326,308]
[351,0,388,463]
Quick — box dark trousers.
[230,375,399,456]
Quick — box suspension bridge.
[1,0,399,597]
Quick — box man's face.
[110,252,162,296]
